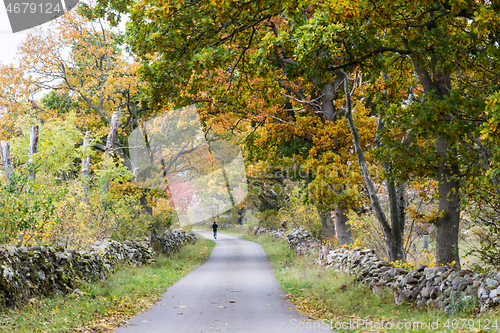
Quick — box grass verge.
[0,237,215,333]
[236,232,499,333]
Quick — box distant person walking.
[212,222,218,239]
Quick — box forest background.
[0,0,499,272]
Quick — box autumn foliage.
[1,1,500,269]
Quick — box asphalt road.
[114,230,327,333]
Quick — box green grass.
[0,237,215,333]
[238,232,499,333]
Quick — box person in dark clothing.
[212,222,218,239]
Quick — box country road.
[114,230,327,333]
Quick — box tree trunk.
[339,70,401,260]
[139,190,153,215]
[320,81,352,245]
[386,177,405,260]
[28,125,39,181]
[1,141,14,185]
[436,138,461,266]
[237,206,246,225]
[81,131,91,201]
[103,111,120,194]
[334,205,352,246]
[319,210,336,237]
[376,117,406,260]
[408,52,461,267]
[321,83,337,121]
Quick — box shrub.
[0,115,162,249]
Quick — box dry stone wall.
[0,229,197,308]
[325,247,500,313]
[220,224,249,232]
[255,227,500,313]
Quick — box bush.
[0,115,162,249]
[0,171,65,246]
[277,188,324,239]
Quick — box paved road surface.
[114,230,327,333]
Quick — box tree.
[322,0,500,266]
[85,0,500,265]
[1,11,150,170]
[82,0,377,247]
[0,10,169,215]
[0,11,179,247]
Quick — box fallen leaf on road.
[229,300,236,303]
[177,312,184,315]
